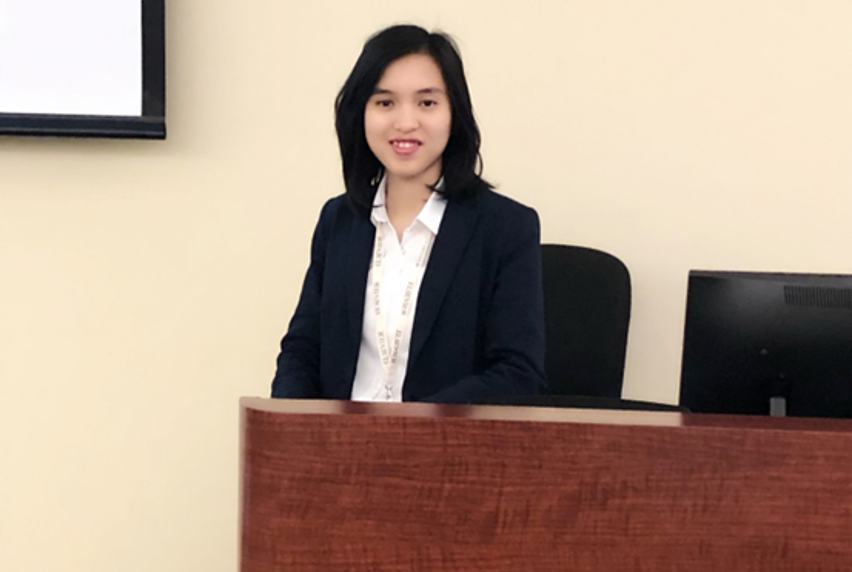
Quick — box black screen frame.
[0,0,165,139]
[679,270,852,419]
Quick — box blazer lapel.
[408,199,480,367]
[346,216,375,353]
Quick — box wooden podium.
[240,398,852,571]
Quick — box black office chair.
[540,243,631,398]
[482,243,670,410]
[484,244,686,411]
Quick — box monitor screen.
[679,270,852,418]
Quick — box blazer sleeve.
[270,199,336,398]
[421,204,546,404]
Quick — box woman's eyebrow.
[371,87,445,95]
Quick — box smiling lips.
[391,139,421,156]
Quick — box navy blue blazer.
[271,189,546,404]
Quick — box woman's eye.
[421,100,437,107]
[375,99,393,107]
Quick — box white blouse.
[350,180,447,402]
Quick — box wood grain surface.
[240,398,852,571]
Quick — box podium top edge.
[239,397,852,434]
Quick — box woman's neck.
[384,177,434,241]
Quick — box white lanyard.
[369,224,433,400]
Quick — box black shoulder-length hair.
[335,24,492,218]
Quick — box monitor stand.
[770,396,787,417]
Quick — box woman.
[271,24,545,404]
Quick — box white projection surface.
[0,0,141,116]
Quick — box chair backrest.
[541,243,631,398]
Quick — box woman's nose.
[393,104,418,132]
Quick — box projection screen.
[0,0,165,139]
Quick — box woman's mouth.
[391,139,421,156]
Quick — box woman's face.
[364,53,452,187]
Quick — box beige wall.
[1,1,850,570]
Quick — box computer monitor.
[679,270,852,418]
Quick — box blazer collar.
[346,215,375,355]
[408,197,480,368]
